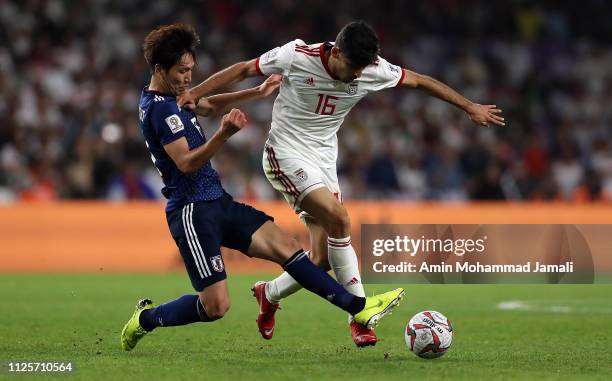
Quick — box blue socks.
[139,250,366,331]
[139,294,212,331]
[283,250,366,315]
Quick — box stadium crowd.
[1,0,611,202]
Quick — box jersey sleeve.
[255,40,297,76]
[365,56,405,92]
[150,101,187,146]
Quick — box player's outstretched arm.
[400,69,505,127]
[177,59,261,110]
[194,74,281,118]
[163,108,248,174]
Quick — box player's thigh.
[217,193,286,260]
[247,220,301,264]
[166,202,227,292]
[262,145,326,213]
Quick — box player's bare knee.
[204,299,230,320]
[323,205,351,237]
[198,293,230,320]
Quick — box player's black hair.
[143,23,200,72]
[334,21,380,68]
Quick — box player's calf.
[308,249,331,270]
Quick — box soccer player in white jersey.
[178,21,504,347]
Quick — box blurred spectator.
[552,142,584,200]
[1,0,612,203]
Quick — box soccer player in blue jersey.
[120,24,404,351]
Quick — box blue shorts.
[166,192,273,291]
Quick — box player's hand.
[257,74,282,97]
[220,108,248,138]
[465,103,505,127]
[177,90,197,110]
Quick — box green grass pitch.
[1,274,611,380]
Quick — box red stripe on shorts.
[265,146,300,198]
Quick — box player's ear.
[331,46,341,58]
[153,64,165,76]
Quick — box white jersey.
[256,40,405,168]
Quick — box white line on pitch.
[496,300,612,314]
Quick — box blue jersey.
[138,88,224,212]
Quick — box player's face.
[331,47,367,83]
[159,53,194,95]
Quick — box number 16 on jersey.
[315,94,338,115]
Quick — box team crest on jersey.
[303,77,315,86]
[347,82,358,95]
[165,114,184,134]
[293,168,308,182]
[210,255,224,272]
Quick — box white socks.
[327,236,365,297]
[265,236,365,304]
[265,271,301,304]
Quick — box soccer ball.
[405,311,454,359]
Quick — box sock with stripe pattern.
[327,236,365,297]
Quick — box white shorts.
[262,144,341,214]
